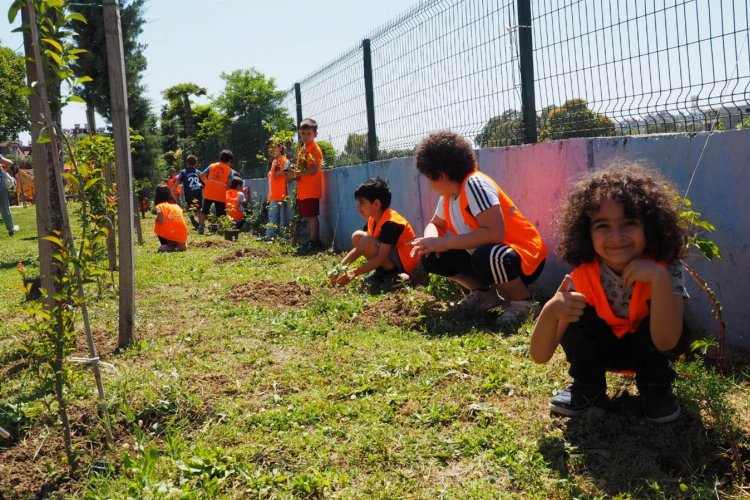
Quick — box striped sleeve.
[465,174,500,216]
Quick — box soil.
[227,280,312,309]
[214,247,275,264]
[356,289,446,329]
[190,239,232,249]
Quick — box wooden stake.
[103,1,136,348]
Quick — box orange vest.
[296,142,323,200]
[203,162,232,202]
[443,171,547,275]
[168,176,181,196]
[570,259,664,338]
[367,208,419,274]
[267,155,288,202]
[226,189,244,221]
[154,202,188,243]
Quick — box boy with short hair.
[288,118,323,250]
[409,130,547,326]
[176,155,204,229]
[198,149,234,234]
[225,178,247,229]
[335,177,419,287]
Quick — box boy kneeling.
[336,178,419,287]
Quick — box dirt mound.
[228,280,312,308]
[190,239,232,249]
[357,289,445,328]
[215,247,274,264]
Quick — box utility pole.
[517,0,537,144]
[103,1,136,348]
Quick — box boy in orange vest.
[335,177,419,288]
[287,118,323,250]
[153,184,188,252]
[409,131,547,326]
[197,149,235,234]
[225,178,247,229]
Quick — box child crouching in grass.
[530,163,690,423]
[335,178,419,288]
[153,184,188,253]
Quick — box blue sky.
[0,0,418,134]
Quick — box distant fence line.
[280,0,750,167]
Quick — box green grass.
[0,204,748,498]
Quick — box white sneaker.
[456,288,504,311]
[9,224,19,236]
[496,299,540,326]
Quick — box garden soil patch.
[215,247,275,264]
[190,239,232,249]
[228,281,312,308]
[357,289,445,328]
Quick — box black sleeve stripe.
[467,176,493,213]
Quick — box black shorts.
[421,244,544,287]
[185,192,203,211]
[201,198,226,216]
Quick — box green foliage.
[474,109,523,148]
[538,98,616,141]
[0,44,29,142]
[425,274,464,302]
[317,140,337,169]
[680,197,721,261]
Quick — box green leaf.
[67,12,87,24]
[43,235,65,247]
[44,50,63,67]
[83,177,104,191]
[8,2,21,24]
[37,135,51,145]
[74,75,93,84]
[67,95,86,104]
[41,37,63,53]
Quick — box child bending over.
[336,178,419,287]
[153,184,188,253]
[409,131,547,326]
[530,163,690,423]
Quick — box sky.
[0,0,420,138]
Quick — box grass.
[0,203,748,498]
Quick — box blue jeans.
[0,183,14,232]
[266,200,289,238]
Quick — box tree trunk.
[183,94,195,137]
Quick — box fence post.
[517,0,537,143]
[362,38,378,162]
[294,83,303,132]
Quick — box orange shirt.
[154,202,188,243]
[202,162,232,202]
[267,155,288,202]
[168,176,181,196]
[367,208,419,274]
[226,189,244,221]
[296,141,323,200]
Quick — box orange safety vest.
[267,155,288,202]
[203,162,232,202]
[443,170,547,276]
[168,175,181,196]
[367,208,419,274]
[154,202,188,243]
[225,188,244,221]
[570,259,665,338]
[296,142,323,200]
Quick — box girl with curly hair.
[530,162,690,423]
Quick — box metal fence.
[282,0,750,165]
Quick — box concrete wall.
[248,130,750,348]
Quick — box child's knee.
[351,230,367,247]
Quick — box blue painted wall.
[248,130,749,347]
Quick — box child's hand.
[549,275,587,323]
[335,270,355,286]
[408,236,445,257]
[622,259,669,288]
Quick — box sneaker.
[550,381,606,417]
[456,288,504,312]
[9,224,19,236]
[157,244,171,253]
[496,299,540,326]
[197,224,205,235]
[642,392,681,423]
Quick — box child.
[529,163,690,423]
[167,168,183,206]
[409,131,547,326]
[263,141,290,241]
[335,178,419,287]
[198,149,235,234]
[176,155,204,229]
[153,184,188,252]
[225,178,247,229]
[288,118,323,250]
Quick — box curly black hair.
[415,130,476,182]
[557,161,689,266]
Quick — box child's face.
[268,145,278,158]
[590,197,646,273]
[299,127,317,145]
[426,173,456,198]
[355,197,381,220]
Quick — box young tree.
[0,44,30,142]
[539,98,616,141]
[474,109,523,148]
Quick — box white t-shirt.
[434,173,500,251]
